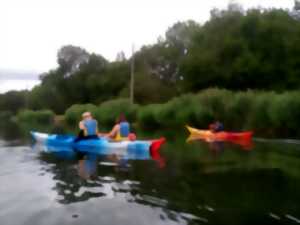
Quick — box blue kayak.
[30,131,165,155]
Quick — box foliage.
[136,88,300,138]
[64,104,98,126]
[269,92,300,136]
[180,7,300,92]
[95,98,139,126]
[0,91,27,113]
[0,111,13,124]
[17,110,54,124]
[137,104,162,129]
[64,99,139,128]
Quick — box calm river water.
[0,122,300,225]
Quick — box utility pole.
[130,44,135,104]
[25,84,29,109]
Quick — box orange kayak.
[186,125,253,142]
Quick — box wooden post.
[130,44,135,104]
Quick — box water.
[0,122,300,225]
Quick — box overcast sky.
[0,0,294,92]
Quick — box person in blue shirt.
[209,121,224,132]
[214,121,224,132]
[75,112,99,142]
[106,114,131,140]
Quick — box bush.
[136,88,300,138]
[64,99,138,129]
[268,92,300,137]
[137,93,214,129]
[0,111,13,121]
[247,92,275,135]
[0,111,13,129]
[225,91,255,130]
[62,89,300,138]
[137,104,161,129]
[64,104,97,126]
[155,94,199,127]
[196,89,232,121]
[95,98,139,126]
[17,110,54,124]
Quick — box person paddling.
[209,121,224,133]
[214,121,224,132]
[75,112,99,142]
[106,114,131,141]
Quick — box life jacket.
[114,122,130,141]
[83,119,97,136]
[120,122,130,137]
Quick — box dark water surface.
[0,122,300,225]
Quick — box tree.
[115,51,126,62]
[295,0,300,10]
[57,45,89,76]
[180,8,300,91]
[34,47,109,113]
[0,91,26,113]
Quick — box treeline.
[2,4,300,116]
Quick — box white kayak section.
[30,132,50,144]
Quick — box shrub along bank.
[14,89,300,138]
[64,99,139,130]
[17,109,55,124]
[138,89,300,138]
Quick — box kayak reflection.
[187,135,253,151]
[33,143,166,204]
[77,152,98,179]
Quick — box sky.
[0,0,294,93]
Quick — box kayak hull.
[31,131,165,155]
[186,126,253,142]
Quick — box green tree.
[0,91,27,114]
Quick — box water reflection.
[34,144,166,204]
[33,144,207,224]
[187,134,254,152]
[2,122,300,224]
[77,153,98,179]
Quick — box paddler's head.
[116,113,126,124]
[82,111,92,120]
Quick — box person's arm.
[79,121,87,136]
[105,124,120,139]
[79,121,84,129]
[96,121,99,135]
